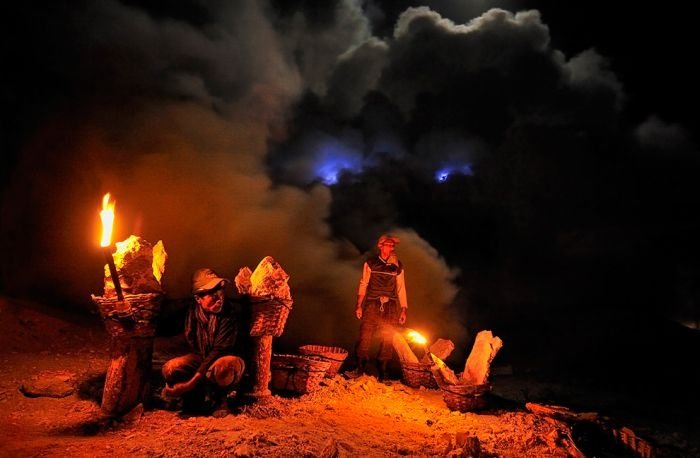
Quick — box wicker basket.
[298,345,349,377]
[249,297,292,337]
[270,354,331,394]
[400,361,438,389]
[437,380,491,412]
[91,293,163,338]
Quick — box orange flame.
[429,352,445,366]
[99,193,115,247]
[406,329,427,346]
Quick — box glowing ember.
[99,193,115,247]
[406,329,428,346]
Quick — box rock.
[429,354,460,385]
[456,433,481,457]
[444,432,481,457]
[319,438,339,458]
[235,267,253,295]
[104,235,167,297]
[461,330,503,385]
[421,338,455,363]
[249,256,292,302]
[392,332,419,363]
[233,444,254,457]
[20,371,75,398]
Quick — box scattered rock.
[423,338,455,363]
[233,444,254,457]
[455,432,481,457]
[19,371,75,398]
[319,438,339,458]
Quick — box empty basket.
[298,345,349,377]
[270,354,331,394]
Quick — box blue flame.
[313,144,363,185]
[435,163,473,182]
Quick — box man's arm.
[164,317,237,398]
[396,269,408,324]
[196,314,237,376]
[163,371,204,397]
[356,262,370,319]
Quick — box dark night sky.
[1,0,699,374]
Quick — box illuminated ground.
[0,296,697,457]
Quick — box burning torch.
[406,329,429,358]
[100,193,124,301]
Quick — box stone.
[249,256,291,303]
[104,235,167,297]
[461,330,503,385]
[429,338,455,361]
[392,332,419,363]
[235,267,253,295]
[429,353,460,385]
[20,371,75,398]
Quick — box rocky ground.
[1,296,698,457]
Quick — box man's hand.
[355,306,363,320]
[399,308,407,325]
[163,382,192,398]
[356,294,365,320]
[162,372,203,398]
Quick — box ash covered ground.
[1,296,698,458]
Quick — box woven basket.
[270,354,331,394]
[249,297,292,337]
[298,345,349,377]
[437,378,491,412]
[400,361,438,389]
[91,293,163,338]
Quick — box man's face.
[379,242,395,259]
[195,285,225,313]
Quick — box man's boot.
[346,357,367,379]
[210,386,235,418]
[181,384,208,416]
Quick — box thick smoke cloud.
[270,7,626,186]
[634,115,694,153]
[1,0,462,351]
[271,0,373,96]
[3,0,699,370]
[265,1,700,348]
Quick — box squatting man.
[161,268,245,414]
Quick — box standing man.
[353,234,408,380]
[162,268,245,415]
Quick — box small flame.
[406,329,427,346]
[429,352,445,367]
[100,193,115,247]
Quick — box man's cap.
[192,268,230,294]
[377,234,400,247]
